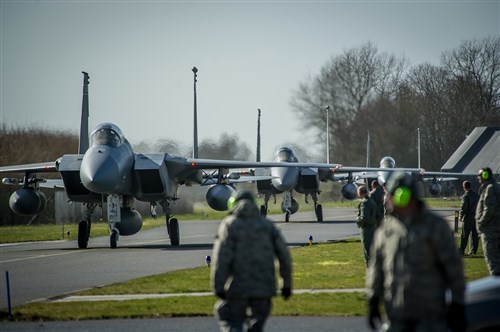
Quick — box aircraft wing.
[0,161,58,173]
[183,158,405,173]
[420,171,477,178]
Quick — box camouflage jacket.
[476,181,500,231]
[211,200,292,299]
[357,197,378,228]
[369,186,385,223]
[366,202,465,321]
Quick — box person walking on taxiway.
[211,190,292,332]
[366,171,466,332]
[357,185,378,266]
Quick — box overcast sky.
[1,0,499,161]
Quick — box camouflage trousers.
[215,297,272,332]
[361,225,376,266]
[481,227,500,275]
[460,218,479,254]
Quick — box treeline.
[0,126,79,225]
[290,37,500,170]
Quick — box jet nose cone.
[271,167,299,192]
[80,150,121,194]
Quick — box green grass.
[2,237,489,321]
[0,197,459,244]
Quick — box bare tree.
[199,133,252,161]
[290,41,407,164]
[441,36,500,124]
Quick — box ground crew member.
[476,167,500,275]
[366,171,466,332]
[211,190,292,332]
[459,180,479,255]
[369,180,385,226]
[357,185,378,265]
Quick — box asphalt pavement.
[1,316,372,331]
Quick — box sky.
[1,0,499,162]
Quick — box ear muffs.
[393,187,412,208]
[227,196,237,210]
[481,170,490,180]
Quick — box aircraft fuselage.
[80,123,134,195]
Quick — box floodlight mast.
[257,109,261,162]
[192,67,198,159]
[325,105,330,164]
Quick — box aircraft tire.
[285,211,290,223]
[77,220,89,249]
[260,205,267,216]
[316,204,323,222]
[169,218,180,246]
[110,229,118,249]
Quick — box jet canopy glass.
[275,146,298,162]
[90,123,124,148]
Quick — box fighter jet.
[360,155,473,196]
[254,145,362,222]
[1,72,385,249]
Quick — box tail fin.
[79,71,90,154]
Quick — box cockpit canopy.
[380,156,396,169]
[90,123,124,148]
[274,146,298,162]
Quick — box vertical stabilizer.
[79,72,90,154]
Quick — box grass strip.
[1,238,488,321]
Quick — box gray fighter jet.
[1,72,386,249]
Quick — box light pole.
[325,105,330,164]
[256,109,261,162]
[417,128,421,169]
[192,67,198,159]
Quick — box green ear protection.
[227,196,237,210]
[481,170,490,180]
[393,186,412,208]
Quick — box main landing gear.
[78,203,97,249]
[306,193,323,222]
[160,200,180,246]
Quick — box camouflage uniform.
[211,198,292,332]
[369,185,385,226]
[366,202,465,332]
[357,196,378,265]
[476,181,500,275]
[459,188,479,255]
